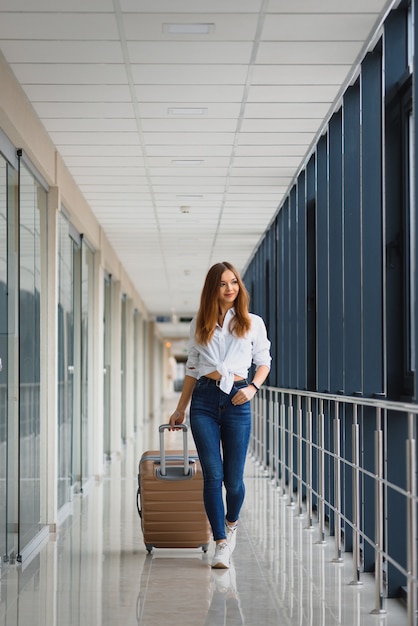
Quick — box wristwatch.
[250,381,260,392]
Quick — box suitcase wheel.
[202,544,209,553]
[145,545,153,554]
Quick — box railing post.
[306,396,313,530]
[256,392,261,464]
[262,391,268,473]
[250,391,257,460]
[268,390,274,481]
[257,392,262,464]
[317,398,326,544]
[350,404,363,586]
[288,394,294,507]
[274,391,280,488]
[371,406,386,615]
[280,393,286,497]
[406,411,417,626]
[297,395,304,517]
[271,390,279,488]
[332,401,343,563]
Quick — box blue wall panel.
[328,110,344,395]
[297,172,307,390]
[316,135,329,392]
[343,82,362,395]
[362,49,384,398]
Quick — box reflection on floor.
[0,396,409,625]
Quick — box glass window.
[0,153,19,567]
[57,213,74,508]
[80,241,94,488]
[0,157,7,565]
[19,162,45,549]
[103,275,112,459]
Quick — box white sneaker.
[212,542,231,569]
[225,523,237,554]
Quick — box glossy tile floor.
[0,396,409,626]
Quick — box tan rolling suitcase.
[136,424,211,553]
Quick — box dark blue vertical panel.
[316,134,329,392]
[289,186,297,387]
[317,133,332,522]
[362,49,384,397]
[258,238,266,318]
[385,7,408,400]
[343,81,362,395]
[306,155,316,391]
[297,172,307,390]
[343,82,364,563]
[328,110,344,543]
[253,242,262,317]
[282,199,290,388]
[384,6,409,597]
[266,226,277,386]
[276,209,284,385]
[415,0,418,401]
[328,110,344,394]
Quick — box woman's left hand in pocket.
[231,386,256,405]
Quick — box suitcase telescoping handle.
[159,423,189,477]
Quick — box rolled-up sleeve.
[185,318,199,379]
[251,316,272,369]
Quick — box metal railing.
[250,386,418,625]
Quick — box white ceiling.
[0,0,394,349]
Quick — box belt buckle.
[215,379,221,387]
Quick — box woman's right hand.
[169,409,185,430]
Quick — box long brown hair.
[195,261,251,345]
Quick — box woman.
[169,261,271,569]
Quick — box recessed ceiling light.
[172,159,203,166]
[168,107,208,116]
[177,194,204,199]
[163,23,215,35]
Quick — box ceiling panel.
[24,85,132,102]
[0,40,123,63]
[261,14,381,41]
[120,0,263,13]
[33,102,135,118]
[0,0,114,10]
[247,85,340,103]
[134,85,245,102]
[0,13,118,39]
[127,42,253,64]
[131,64,248,85]
[267,0,390,12]
[0,0,394,346]
[9,63,128,84]
[256,41,365,65]
[251,64,351,85]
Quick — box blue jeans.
[190,377,252,541]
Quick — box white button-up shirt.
[185,308,271,394]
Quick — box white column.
[92,253,105,480]
[125,298,135,441]
[110,279,122,455]
[40,186,58,530]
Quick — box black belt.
[200,376,222,386]
[200,376,247,388]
